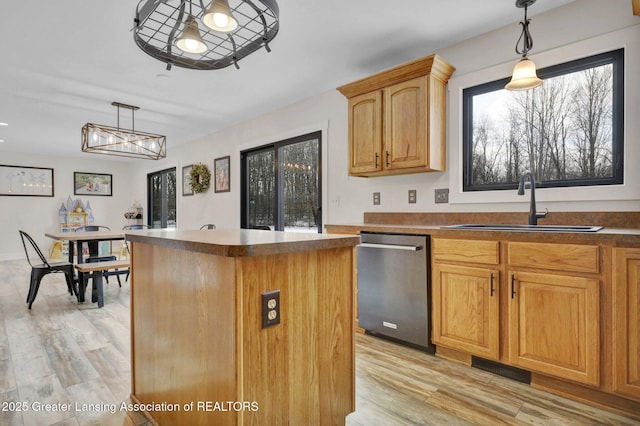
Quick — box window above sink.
[462,48,624,193]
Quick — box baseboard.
[532,373,640,421]
[0,252,24,262]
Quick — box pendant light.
[81,102,166,160]
[176,15,207,53]
[202,0,238,32]
[176,1,207,54]
[505,0,543,91]
[134,0,279,70]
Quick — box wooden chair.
[19,230,77,309]
[200,224,216,230]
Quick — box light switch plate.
[373,192,380,205]
[435,188,449,204]
[408,189,417,204]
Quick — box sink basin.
[441,224,603,233]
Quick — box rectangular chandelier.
[81,102,166,160]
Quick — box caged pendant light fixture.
[505,0,543,91]
[134,0,279,71]
[81,102,167,160]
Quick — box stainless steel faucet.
[517,171,547,225]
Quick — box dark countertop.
[125,228,360,257]
[325,223,640,247]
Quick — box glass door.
[241,131,321,232]
[148,168,176,228]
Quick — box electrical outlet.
[408,189,417,204]
[373,192,380,205]
[435,188,449,204]
[261,290,280,328]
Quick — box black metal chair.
[19,230,77,309]
[74,225,120,286]
[121,224,150,280]
[122,224,150,230]
[251,225,272,230]
[200,224,216,230]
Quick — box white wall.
[0,151,136,260]
[3,0,639,259]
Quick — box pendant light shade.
[176,15,207,54]
[202,0,238,32]
[505,57,543,91]
[505,0,542,91]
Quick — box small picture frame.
[0,164,54,197]
[73,172,112,196]
[182,165,194,196]
[214,156,230,193]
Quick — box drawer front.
[433,238,499,265]
[508,242,599,274]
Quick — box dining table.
[45,230,126,302]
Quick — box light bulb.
[213,13,229,27]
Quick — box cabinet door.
[613,249,640,401]
[348,91,382,175]
[508,271,600,386]
[432,263,500,360]
[384,77,427,171]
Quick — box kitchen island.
[125,228,359,426]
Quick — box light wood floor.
[1,259,638,426]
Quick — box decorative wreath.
[190,163,211,194]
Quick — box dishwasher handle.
[358,242,423,251]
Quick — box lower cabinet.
[613,248,640,401]
[432,238,602,387]
[508,271,600,386]
[432,263,500,360]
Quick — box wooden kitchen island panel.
[127,229,359,426]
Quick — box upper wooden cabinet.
[337,54,455,177]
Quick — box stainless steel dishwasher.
[357,232,434,353]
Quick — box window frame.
[462,48,624,192]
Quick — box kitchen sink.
[440,224,603,232]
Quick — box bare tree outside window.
[463,49,623,191]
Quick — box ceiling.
[0,0,574,160]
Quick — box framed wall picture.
[214,156,230,193]
[0,164,54,196]
[182,165,194,196]
[74,172,112,196]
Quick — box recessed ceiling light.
[0,122,8,126]
[0,140,5,143]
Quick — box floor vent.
[471,356,531,384]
